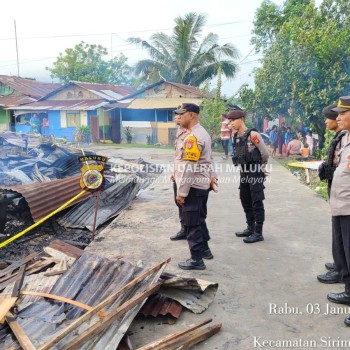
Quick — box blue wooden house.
[11,81,136,142]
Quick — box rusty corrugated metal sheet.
[0,75,61,99]
[12,99,108,111]
[0,174,93,222]
[0,95,36,107]
[0,252,163,350]
[140,293,183,319]
[57,174,144,231]
[168,82,205,97]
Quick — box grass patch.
[275,157,329,201]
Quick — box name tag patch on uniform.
[183,135,200,161]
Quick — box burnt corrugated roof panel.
[57,174,146,231]
[0,174,93,222]
[0,252,164,350]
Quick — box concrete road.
[87,146,348,350]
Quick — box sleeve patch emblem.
[251,134,260,144]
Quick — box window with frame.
[66,111,81,127]
[0,83,14,96]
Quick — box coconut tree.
[128,12,239,86]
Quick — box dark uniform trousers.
[239,166,265,230]
[181,187,210,260]
[173,182,183,223]
[332,215,350,284]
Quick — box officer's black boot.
[235,223,255,237]
[344,314,350,327]
[325,262,336,271]
[178,252,206,270]
[201,241,214,260]
[170,226,187,241]
[243,222,264,243]
[317,270,342,284]
[328,284,350,305]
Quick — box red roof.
[168,82,204,97]
[0,75,61,99]
[0,95,36,107]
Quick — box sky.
[0,0,292,97]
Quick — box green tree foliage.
[128,13,239,86]
[47,42,135,85]
[251,0,312,53]
[240,0,350,148]
[109,53,136,86]
[199,69,227,142]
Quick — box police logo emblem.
[187,139,194,149]
[79,154,107,190]
[82,167,103,189]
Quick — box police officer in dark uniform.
[226,109,269,243]
[323,96,350,327]
[173,103,218,270]
[317,103,346,283]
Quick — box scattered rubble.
[0,241,220,349]
[0,134,221,349]
[0,132,162,260]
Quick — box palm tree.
[128,13,239,86]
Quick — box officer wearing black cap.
[172,102,218,270]
[226,109,269,243]
[317,103,345,284]
[323,97,350,327]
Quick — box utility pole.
[110,33,113,60]
[14,20,20,77]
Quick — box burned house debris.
[0,241,220,349]
[0,132,162,261]
[0,132,221,349]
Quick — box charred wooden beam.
[62,283,161,350]
[0,193,7,233]
[38,258,170,350]
[137,319,212,350]
[138,322,222,350]
[5,312,36,350]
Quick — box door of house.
[90,116,99,142]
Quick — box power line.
[0,19,253,41]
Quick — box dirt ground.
[85,145,347,350]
